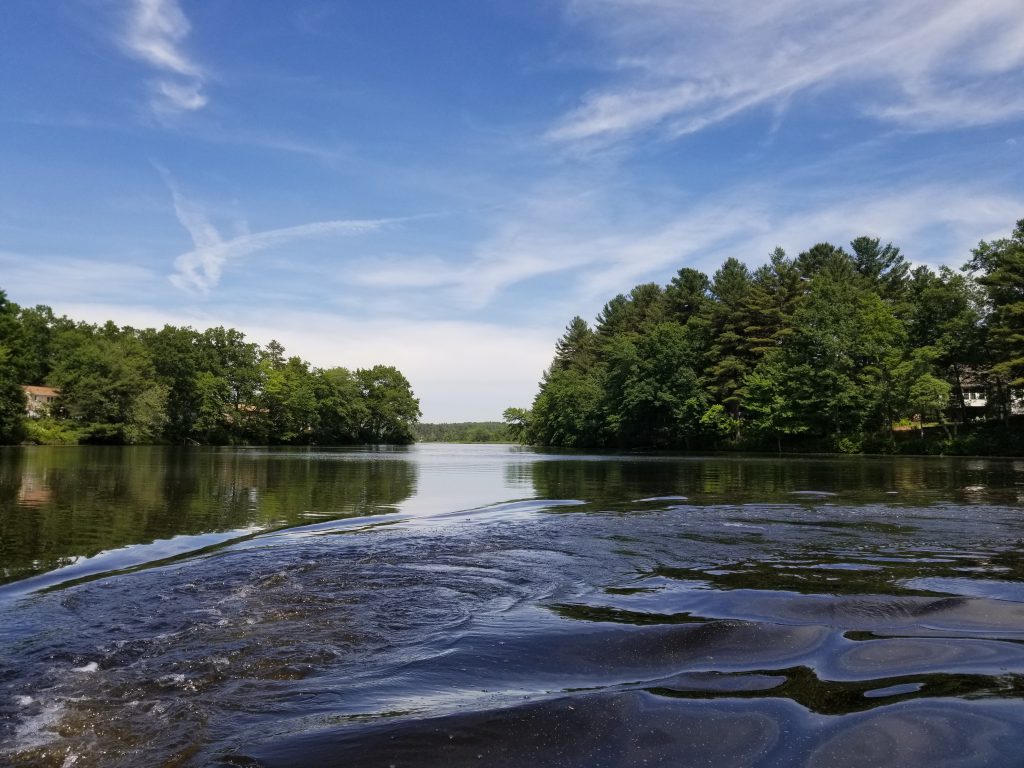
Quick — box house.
[22,385,59,418]
[957,371,1023,417]
[962,387,987,409]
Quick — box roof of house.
[22,385,60,397]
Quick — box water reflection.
[4,447,1024,588]
[526,452,1024,505]
[0,447,418,585]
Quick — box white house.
[22,385,59,418]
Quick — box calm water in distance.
[1,444,1024,766]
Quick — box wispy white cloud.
[572,184,1023,303]
[121,0,207,113]
[0,251,156,301]
[347,185,624,308]
[552,0,1024,147]
[160,171,402,293]
[348,178,1024,313]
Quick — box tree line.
[0,294,421,445]
[505,218,1024,454]
[413,422,510,443]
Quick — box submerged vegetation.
[0,294,420,445]
[507,218,1024,455]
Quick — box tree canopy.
[508,217,1024,454]
[0,296,420,446]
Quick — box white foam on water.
[15,695,33,706]
[10,698,66,753]
[72,662,98,673]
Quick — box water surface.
[2,445,1023,766]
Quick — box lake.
[2,444,1024,766]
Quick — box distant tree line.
[414,422,510,443]
[505,218,1024,455]
[0,294,421,445]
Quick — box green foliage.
[0,347,27,445]
[606,322,706,448]
[23,417,86,445]
[515,217,1024,454]
[699,404,737,440]
[415,422,510,443]
[313,367,367,445]
[529,367,605,448]
[501,408,531,443]
[968,220,1024,390]
[780,256,905,437]
[48,325,162,443]
[0,294,29,444]
[551,316,597,374]
[355,365,421,444]
[742,352,807,449]
[704,258,755,428]
[0,289,420,446]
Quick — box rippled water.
[2,445,1024,766]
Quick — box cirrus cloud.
[121,0,207,113]
[552,0,1024,147]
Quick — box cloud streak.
[347,179,1024,314]
[161,172,402,293]
[552,0,1024,147]
[0,251,156,301]
[121,0,207,113]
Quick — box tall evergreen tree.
[742,247,802,357]
[664,267,710,325]
[850,236,910,306]
[703,258,755,435]
[968,220,1024,389]
[795,242,851,279]
[551,316,597,374]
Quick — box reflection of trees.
[527,455,1022,505]
[527,457,834,502]
[0,447,417,585]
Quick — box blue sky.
[2,0,1023,421]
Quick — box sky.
[1,0,1023,421]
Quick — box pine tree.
[968,220,1024,389]
[703,258,755,436]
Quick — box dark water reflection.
[0,447,418,588]
[2,446,1024,766]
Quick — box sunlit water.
[2,445,1024,766]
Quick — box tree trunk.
[952,364,966,425]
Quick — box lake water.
[2,444,1024,766]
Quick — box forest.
[0,295,421,446]
[505,218,1024,455]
